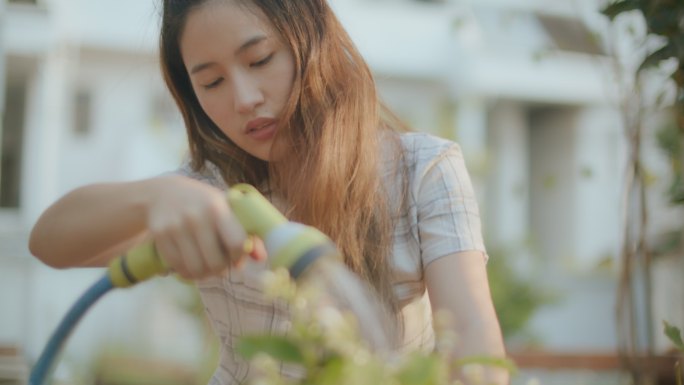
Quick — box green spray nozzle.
[226,184,287,238]
[227,183,337,275]
[108,242,167,288]
[108,183,336,287]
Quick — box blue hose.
[29,274,114,385]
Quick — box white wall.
[2,4,51,57]
[520,102,634,352]
[332,0,455,80]
[528,271,619,351]
[59,50,184,192]
[486,101,530,249]
[529,107,578,265]
[572,107,623,268]
[376,78,449,136]
[43,0,159,53]
[527,106,625,271]
[0,236,32,349]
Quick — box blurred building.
[1,0,196,383]
[1,0,682,384]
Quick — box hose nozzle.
[108,242,167,288]
[109,183,339,287]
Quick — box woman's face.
[180,1,295,161]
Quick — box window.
[536,14,605,55]
[1,83,26,208]
[73,89,92,136]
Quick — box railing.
[0,345,29,385]
[7,0,38,5]
[510,350,682,385]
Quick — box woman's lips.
[245,118,277,141]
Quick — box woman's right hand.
[145,175,265,280]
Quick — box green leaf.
[600,0,642,20]
[235,335,305,363]
[669,175,684,204]
[644,7,681,36]
[675,35,684,63]
[656,124,681,159]
[396,354,447,385]
[639,43,677,73]
[311,356,345,385]
[454,356,519,375]
[663,320,684,351]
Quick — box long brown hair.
[159,0,406,313]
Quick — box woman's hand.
[145,175,266,279]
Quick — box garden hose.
[29,184,338,385]
[29,275,114,385]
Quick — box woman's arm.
[29,180,153,268]
[29,175,252,278]
[425,251,509,385]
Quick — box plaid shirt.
[177,132,487,385]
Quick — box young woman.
[29,0,508,383]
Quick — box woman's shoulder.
[380,131,465,197]
[173,158,227,189]
[396,131,463,171]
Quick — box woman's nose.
[233,74,264,114]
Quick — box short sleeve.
[415,143,487,268]
[168,159,227,189]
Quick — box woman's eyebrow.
[235,35,268,56]
[190,35,269,75]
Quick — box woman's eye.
[203,78,223,89]
[251,54,274,68]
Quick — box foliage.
[601,2,684,384]
[601,0,684,207]
[486,249,555,344]
[235,268,517,385]
[663,321,683,385]
[602,0,684,80]
[663,321,684,351]
[656,123,684,204]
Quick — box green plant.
[602,0,684,209]
[600,5,684,382]
[656,123,684,205]
[663,321,683,385]
[663,321,684,351]
[601,0,684,116]
[486,249,554,345]
[235,268,517,385]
